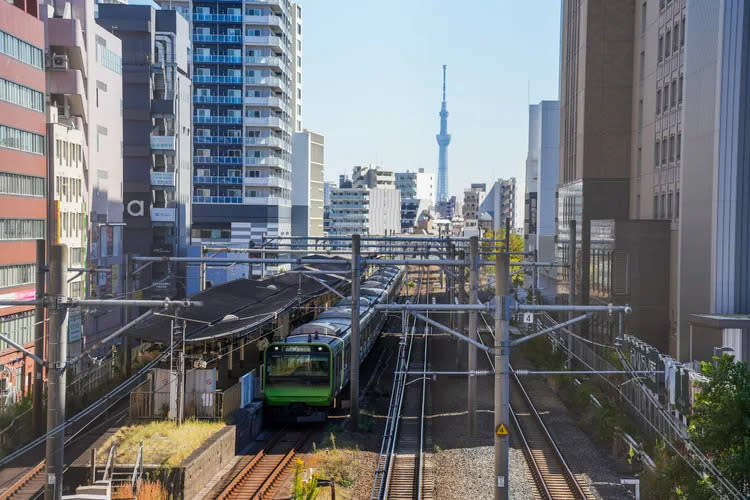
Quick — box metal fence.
[68,356,117,398]
[128,385,243,421]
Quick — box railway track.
[510,369,592,500]
[217,429,311,500]
[372,266,436,500]
[0,405,129,500]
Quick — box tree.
[481,228,525,286]
[688,355,750,496]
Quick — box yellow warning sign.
[495,423,509,436]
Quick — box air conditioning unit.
[197,189,211,197]
[51,53,69,70]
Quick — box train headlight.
[274,346,279,351]
[317,346,323,351]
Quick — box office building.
[328,188,400,237]
[291,130,324,238]
[0,0,46,400]
[524,101,559,300]
[436,195,456,220]
[396,169,434,233]
[189,0,302,254]
[480,178,516,232]
[462,184,486,237]
[43,0,125,357]
[677,0,750,360]
[99,5,192,299]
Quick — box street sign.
[495,423,509,436]
[523,312,534,324]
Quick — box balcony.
[243,155,288,167]
[244,75,288,93]
[194,156,243,165]
[243,15,285,32]
[193,54,243,64]
[243,196,291,207]
[150,135,176,151]
[244,55,288,72]
[46,18,88,79]
[193,75,243,84]
[244,0,288,15]
[243,175,291,189]
[243,115,288,131]
[244,135,289,149]
[192,33,242,43]
[193,195,243,204]
[151,207,176,223]
[194,115,243,125]
[194,95,243,105]
[243,35,284,50]
[151,170,176,187]
[244,95,289,113]
[46,68,88,122]
[194,175,243,185]
[193,13,243,23]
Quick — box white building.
[395,169,434,233]
[352,165,395,189]
[291,130,324,237]
[328,184,400,237]
[480,178,516,232]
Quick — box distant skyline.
[298,0,561,199]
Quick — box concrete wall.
[182,425,236,500]
[368,188,401,235]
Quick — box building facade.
[0,0,46,401]
[99,5,192,299]
[43,0,125,356]
[395,168,434,233]
[291,130,324,238]
[352,165,395,189]
[480,178,516,232]
[189,0,302,253]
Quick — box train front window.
[267,346,329,386]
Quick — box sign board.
[68,306,82,343]
[151,171,176,187]
[523,312,534,325]
[151,208,176,223]
[495,423,509,436]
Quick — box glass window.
[0,125,45,155]
[0,77,44,112]
[0,30,43,69]
[0,219,45,240]
[0,311,35,351]
[0,171,45,197]
[266,346,329,387]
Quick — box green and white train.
[263,265,404,422]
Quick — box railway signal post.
[495,251,510,500]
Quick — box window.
[671,80,677,107]
[668,192,673,218]
[678,75,683,103]
[659,0,665,9]
[0,171,45,197]
[95,37,121,74]
[656,88,661,114]
[669,135,675,161]
[0,219,45,240]
[636,194,641,218]
[0,263,35,289]
[676,191,680,219]
[641,2,647,34]
[639,51,645,81]
[681,16,685,46]
[0,125,45,155]
[297,23,301,35]
[663,85,669,112]
[661,194,666,219]
[658,36,663,62]
[0,30,43,69]
[665,31,671,58]
[0,311,34,351]
[0,77,44,112]
[676,133,682,159]
[653,195,659,218]
[297,72,301,83]
[662,137,668,163]
[673,23,679,52]
[655,139,661,165]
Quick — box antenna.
[442,64,447,102]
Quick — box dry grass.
[99,419,224,467]
[113,480,169,499]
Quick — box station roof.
[127,256,349,344]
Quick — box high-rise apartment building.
[395,169,434,233]
[43,0,125,357]
[462,183,486,236]
[323,180,335,234]
[189,0,301,252]
[99,5,193,299]
[352,165,395,189]
[524,102,559,301]
[0,0,46,399]
[480,178,516,232]
[291,130,324,238]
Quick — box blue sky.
[297,0,562,198]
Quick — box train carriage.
[263,265,404,421]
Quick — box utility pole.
[456,249,466,370]
[45,244,68,500]
[33,239,45,436]
[349,234,361,430]
[199,244,206,291]
[123,253,132,377]
[494,251,509,500]
[467,236,478,435]
[568,219,576,369]
[532,248,538,305]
